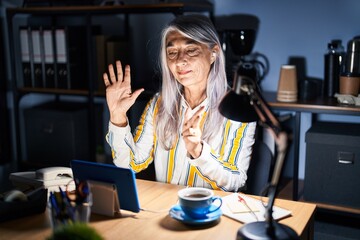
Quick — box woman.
[103,15,256,192]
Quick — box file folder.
[55,28,70,89]
[31,28,44,88]
[94,34,107,92]
[55,26,89,90]
[42,28,56,88]
[19,27,32,87]
[66,26,88,90]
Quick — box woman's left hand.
[182,106,205,158]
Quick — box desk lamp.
[219,63,299,240]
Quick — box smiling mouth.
[178,70,191,75]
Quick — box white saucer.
[169,204,222,225]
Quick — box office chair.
[243,140,274,195]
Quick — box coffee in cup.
[178,187,222,219]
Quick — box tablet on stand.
[71,159,140,217]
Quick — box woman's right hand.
[103,60,144,127]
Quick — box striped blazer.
[106,94,256,192]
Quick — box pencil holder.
[48,190,92,230]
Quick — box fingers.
[191,106,205,128]
[108,63,117,82]
[182,106,205,137]
[103,72,110,87]
[123,64,131,84]
[130,88,144,100]
[116,60,123,81]
[104,60,130,89]
[184,106,205,129]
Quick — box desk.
[0,179,316,240]
[264,92,360,201]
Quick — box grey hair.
[156,15,228,150]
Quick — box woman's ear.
[210,45,220,63]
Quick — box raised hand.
[103,60,144,127]
[182,106,205,158]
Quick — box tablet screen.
[71,159,140,213]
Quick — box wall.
[214,0,360,179]
[215,0,360,90]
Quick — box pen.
[49,192,60,215]
[59,187,75,221]
[238,194,259,221]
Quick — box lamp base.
[237,221,299,240]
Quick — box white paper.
[221,193,292,223]
[20,29,30,62]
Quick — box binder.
[94,34,107,92]
[42,28,56,88]
[55,26,88,90]
[31,28,44,88]
[67,26,88,90]
[19,27,32,87]
[55,28,70,89]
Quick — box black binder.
[42,28,56,88]
[19,27,32,87]
[31,27,44,88]
[55,28,69,89]
[55,26,88,90]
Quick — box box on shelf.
[304,121,360,209]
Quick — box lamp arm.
[249,87,282,136]
[247,85,289,235]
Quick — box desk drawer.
[304,122,360,208]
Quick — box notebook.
[71,159,140,214]
[221,193,292,223]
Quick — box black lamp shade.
[219,90,258,123]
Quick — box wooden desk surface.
[0,179,316,240]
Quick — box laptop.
[71,159,140,214]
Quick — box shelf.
[264,91,360,116]
[17,88,158,98]
[6,3,214,16]
[19,87,91,96]
[6,3,213,166]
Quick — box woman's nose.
[176,51,187,66]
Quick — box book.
[19,27,32,87]
[221,193,292,224]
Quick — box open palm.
[103,60,144,126]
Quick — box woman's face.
[165,31,215,89]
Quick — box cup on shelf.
[178,187,222,219]
[277,65,298,102]
[339,73,360,96]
